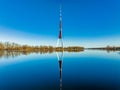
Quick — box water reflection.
[56,51,120,90]
[87,48,120,53]
[0,50,84,59]
[0,50,53,59]
[0,50,120,90]
[0,49,120,59]
[56,51,63,90]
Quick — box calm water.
[0,50,120,90]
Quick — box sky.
[0,0,120,47]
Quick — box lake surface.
[0,50,120,90]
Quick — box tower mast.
[59,4,62,39]
[56,3,63,47]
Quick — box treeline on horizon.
[88,45,120,52]
[0,42,84,53]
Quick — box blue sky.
[0,0,120,47]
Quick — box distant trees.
[0,42,4,50]
[0,42,84,53]
[106,45,120,51]
[88,45,120,52]
[0,42,21,50]
[64,46,84,52]
[0,41,85,58]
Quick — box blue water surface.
[0,50,120,90]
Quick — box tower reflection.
[56,51,63,90]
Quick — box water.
[0,50,120,90]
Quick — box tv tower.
[56,3,64,90]
[56,4,63,48]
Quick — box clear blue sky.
[0,0,120,47]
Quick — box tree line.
[0,42,84,52]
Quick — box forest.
[0,42,84,52]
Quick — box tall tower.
[56,4,64,90]
[56,4,63,48]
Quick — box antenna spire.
[60,3,62,20]
[56,1,63,48]
[59,3,62,39]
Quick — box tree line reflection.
[0,42,120,58]
[0,42,84,58]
